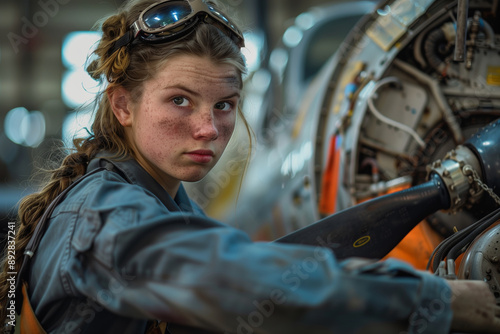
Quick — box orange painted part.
[454,253,464,275]
[319,136,341,215]
[382,220,444,270]
[21,283,47,334]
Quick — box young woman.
[1,0,500,333]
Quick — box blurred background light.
[61,31,102,109]
[61,69,100,109]
[241,31,265,74]
[62,109,94,149]
[62,31,101,69]
[242,68,272,126]
[4,107,46,148]
[377,5,392,16]
[4,107,28,145]
[295,12,315,30]
[251,68,272,92]
[269,48,289,81]
[22,111,46,148]
[282,26,303,48]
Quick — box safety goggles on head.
[109,0,244,55]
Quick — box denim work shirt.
[27,156,453,334]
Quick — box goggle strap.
[108,30,134,56]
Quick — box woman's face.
[119,55,241,196]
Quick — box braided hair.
[0,0,248,327]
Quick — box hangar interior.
[0,0,335,213]
[3,0,500,295]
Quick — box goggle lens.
[207,5,234,29]
[109,0,244,55]
[143,1,192,30]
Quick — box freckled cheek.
[217,114,236,140]
[217,117,236,141]
[138,118,183,156]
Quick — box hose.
[367,77,426,148]
[427,207,500,272]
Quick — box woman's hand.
[448,280,500,333]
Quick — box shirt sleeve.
[63,178,453,334]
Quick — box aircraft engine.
[212,0,500,275]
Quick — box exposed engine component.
[214,0,500,279]
[317,0,500,229]
[426,144,483,214]
[276,119,500,262]
[458,220,500,301]
[426,119,500,302]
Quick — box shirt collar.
[88,155,195,213]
